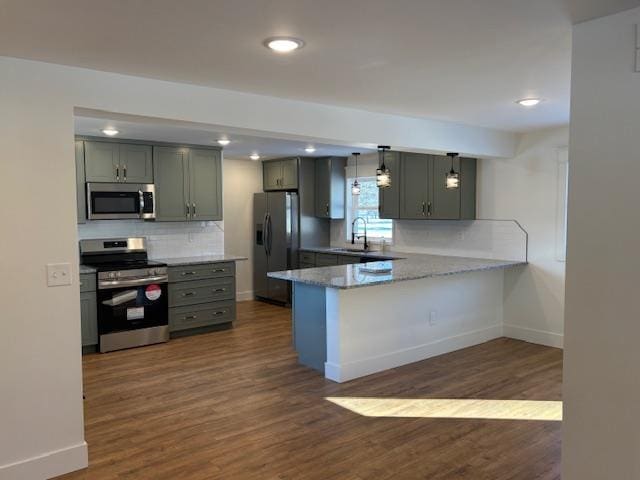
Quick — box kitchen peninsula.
[269,253,525,382]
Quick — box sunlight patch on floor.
[325,397,562,421]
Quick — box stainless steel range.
[80,237,169,353]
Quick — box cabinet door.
[460,157,477,220]
[189,148,223,221]
[315,158,331,218]
[84,141,119,182]
[119,144,153,183]
[399,153,429,219]
[280,158,299,189]
[430,155,461,220]
[263,161,282,190]
[379,151,400,219]
[75,141,86,223]
[154,146,190,221]
[80,291,98,348]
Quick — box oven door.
[97,278,168,352]
[87,183,155,220]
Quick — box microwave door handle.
[139,190,144,217]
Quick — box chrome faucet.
[351,217,369,251]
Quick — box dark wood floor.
[57,301,562,480]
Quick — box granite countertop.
[269,253,526,289]
[79,265,96,274]
[299,246,403,259]
[156,254,247,267]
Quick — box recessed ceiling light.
[305,146,316,153]
[102,128,119,136]
[217,138,230,146]
[250,153,261,161]
[516,98,541,107]
[264,37,304,53]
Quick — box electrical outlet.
[428,310,438,326]
[47,263,72,287]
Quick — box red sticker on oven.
[145,284,162,301]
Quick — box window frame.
[345,175,394,245]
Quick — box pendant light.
[351,152,361,195]
[376,145,391,188]
[445,152,460,190]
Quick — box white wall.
[0,56,517,478]
[223,158,263,300]
[479,127,569,347]
[563,8,640,479]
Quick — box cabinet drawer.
[169,300,235,332]
[338,255,360,265]
[315,253,338,266]
[299,251,316,264]
[168,262,235,283]
[299,262,315,269]
[169,277,235,307]
[80,273,96,292]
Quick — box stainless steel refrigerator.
[254,192,300,304]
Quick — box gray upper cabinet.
[315,156,346,219]
[430,155,461,220]
[75,140,86,224]
[378,151,400,219]
[189,148,222,221]
[154,145,223,222]
[263,158,299,191]
[399,152,430,219]
[396,152,476,220]
[154,146,190,221]
[84,141,153,183]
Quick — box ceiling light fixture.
[516,98,541,107]
[264,36,304,53]
[217,138,230,146]
[376,145,391,189]
[102,128,119,136]
[250,153,261,161]
[351,152,361,196]
[305,146,316,153]
[445,152,461,190]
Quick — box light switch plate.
[47,263,72,287]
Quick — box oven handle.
[98,274,168,290]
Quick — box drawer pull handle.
[212,269,226,273]
[213,288,226,293]
[212,311,225,316]
[182,292,196,297]
[181,271,197,276]
[183,315,198,320]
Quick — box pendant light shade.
[445,152,460,190]
[351,152,361,195]
[376,145,391,188]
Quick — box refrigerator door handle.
[263,213,270,257]
[267,213,273,256]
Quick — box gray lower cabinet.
[263,158,299,191]
[75,141,86,223]
[154,146,223,222]
[84,141,153,184]
[397,152,476,220]
[168,262,236,336]
[315,253,339,266]
[315,157,346,219]
[80,273,98,354]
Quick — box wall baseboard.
[0,441,88,480]
[236,290,254,302]
[325,325,503,383]
[503,324,564,348]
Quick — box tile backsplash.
[77,220,224,259]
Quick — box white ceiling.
[3,0,639,132]
[74,115,376,160]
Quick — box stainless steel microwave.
[87,183,156,220]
